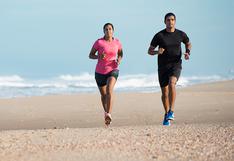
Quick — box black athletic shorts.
[158,64,181,87]
[95,70,119,87]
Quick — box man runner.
[148,13,192,126]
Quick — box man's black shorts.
[158,64,181,87]
[95,70,119,87]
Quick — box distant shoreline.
[0,74,233,99]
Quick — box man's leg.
[169,76,178,112]
[161,85,170,114]
[161,85,171,125]
[159,69,171,125]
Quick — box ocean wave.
[0,75,24,82]
[0,73,232,98]
[117,74,159,88]
[59,73,93,81]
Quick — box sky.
[0,0,233,78]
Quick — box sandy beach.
[0,80,233,161]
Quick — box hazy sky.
[0,0,233,78]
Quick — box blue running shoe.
[166,110,174,120]
[163,114,170,126]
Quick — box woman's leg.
[98,85,107,112]
[106,76,117,114]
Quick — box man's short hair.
[164,13,176,21]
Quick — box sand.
[0,80,233,161]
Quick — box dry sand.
[0,80,233,161]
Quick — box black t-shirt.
[150,29,189,69]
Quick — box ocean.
[0,73,233,98]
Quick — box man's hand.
[184,42,191,60]
[158,48,165,55]
[148,46,164,55]
[184,53,190,60]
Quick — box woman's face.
[104,25,114,38]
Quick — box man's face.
[165,15,176,29]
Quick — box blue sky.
[0,0,233,78]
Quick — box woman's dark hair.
[103,23,114,31]
[164,13,176,21]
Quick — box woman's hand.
[116,58,121,65]
[99,52,106,60]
